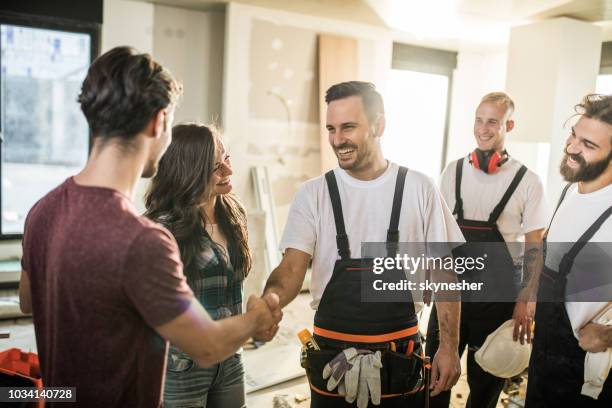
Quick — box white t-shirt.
[439,157,549,263]
[279,162,465,310]
[545,183,612,338]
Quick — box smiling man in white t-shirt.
[526,94,612,407]
[263,81,465,407]
[427,92,549,408]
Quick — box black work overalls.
[526,184,612,407]
[306,167,425,407]
[426,158,528,408]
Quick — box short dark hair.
[325,81,384,123]
[78,46,182,140]
[575,94,612,127]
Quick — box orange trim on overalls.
[309,383,425,398]
[313,325,419,343]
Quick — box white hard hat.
[474,319,531,378]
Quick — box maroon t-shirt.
[21,177,193,407]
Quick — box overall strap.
[453,158,464,221]
[558,205,612,277]
[325,170,351,260]
[544,183,573,240]
[488,165,528,224]
[386,166,408,255]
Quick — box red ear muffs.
[469,149,508,174]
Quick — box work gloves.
[322,347,382,407]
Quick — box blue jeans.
[163,348,246,408]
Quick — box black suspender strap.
[386,166,408,254]
[550,183,572,224]
[453,158,464,221]
[325,171,351,260]
[558,205,612,276]
[544,183,573,239]
[488,165,528,224]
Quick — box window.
[383,43,457,179]
[597,41,612,94]
[1,20,96,238]
[596,74,612,94]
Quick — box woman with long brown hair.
[145,123,251,408]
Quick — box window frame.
[391,43,457,175]
[0,11,99,240]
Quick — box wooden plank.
[318,34,358,173]
[250,166,280,277]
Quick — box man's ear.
[506,119,515,132]
[143,109,166,139]
[373,114,386,138]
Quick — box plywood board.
[318,34,358,172]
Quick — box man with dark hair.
[263,81,464,407]
[19,46,280,407]
[526,94,612,407]
[427,91,548,408]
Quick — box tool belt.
[303,333,426,398]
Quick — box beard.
[559,149,612,182]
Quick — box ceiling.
[139,0,386,26]
[533,0,612,21]
[136,0,612,49]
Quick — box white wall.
[153,5,225,125]
[102,0,154,53]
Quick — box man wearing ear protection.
[426,92,549,408]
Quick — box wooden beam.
[318,34,358,173]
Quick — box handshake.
[246,292,284,342]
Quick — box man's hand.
[512,301,535,344]
[429,344,461,397]
[246,294,282,342]
[579,323,609,353]
[252,292,283,342]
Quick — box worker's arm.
[579,323,612,352]
[18,269,32,314]
[429,264,461,397]
[513,228,545,344]
[263,248,310,309]
[156,294,280,367]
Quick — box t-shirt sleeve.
[21,215,32,273]
[279,182,317,256]
[123,227,193,327]
[522,174,549,234]
[20,200,42,274]
[423,179,465,257]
